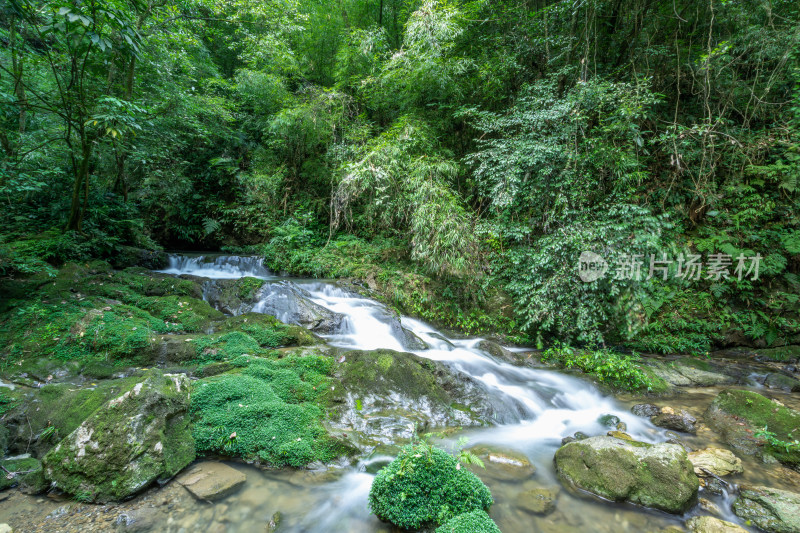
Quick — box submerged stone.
[553,436,699,514]
[687,516,748,533]
[516,486,560,515]
[177,462,246,501]
[651,406,698,434]
[43,371,195,502]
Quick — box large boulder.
[324,349,496,449]
[177,461,246,501]
[645,358,737,387]
[202,278,266,315]
[1,377,145,459]
[687,448,743,478]
[733,485,800,533]
[43,371,195,502]
[704,390,800,468]
[764,373,800,393]
[554,436,699,514]
[250,282,345,334]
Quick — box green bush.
[540,344,665,392]
[436,510,501,533]
[190,355,346,467]
[368,443,493,530]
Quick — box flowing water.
[3,255,797,532]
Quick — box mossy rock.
[131,295,224,333]
[2,377,144,458]
[0,457,46,493]
[202,278,266,315]
[324,349,495,448]
[704,389,800,467]
[43,371,195,502]
[214,313,321,347]
[645,358,737,387]
[733,485,800,533]
[753,346,800,363]
[554,436,699,514]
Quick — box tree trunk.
[66,139,92,232]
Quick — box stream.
[1,254,798,532]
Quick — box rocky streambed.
[0,255,799,533]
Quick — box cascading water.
[158,254,274,279]
[155,255,720,532]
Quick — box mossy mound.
[554,436,699,514]
[214,313,321,347]
[368,443,494,530]
[2,377,143,458]
[704,389,800,467]
[0,457,46,493]
[436,510,501,533]
[43,371,195,502]
[191,354,353,467]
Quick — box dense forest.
[2,0,799,352]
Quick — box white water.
[158,254,274,279]
[160,254,674,531]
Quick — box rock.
[202,278,266,315]
[516,487,560,515]
[400,328,429,351]
[177,462,246,501]
[764,373,800,393]
[553,436,699,514]
[687,448,743,478]
[42,371,195,502]
[2,377,147,458]
[266,511,282,532]
[111,247,169,270]
[687,516,748,533]
[466,446,536,481]
[753,345,800,363]
[477,340,522,365]
[598,414,621,428]
[607,431,634,440]
[0,457,45,493]
[704,390,800,468]
[250,282,345,333]
[325,349,497,449]
[733,485,800,533]
[116,507,164,532]
[645,358,737,387]
[632,404,661,417]
[651,407,698,434]
[0,524,12,533]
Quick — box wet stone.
[177,462,247,501]
[516,486,560,515]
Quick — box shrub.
[190,355,347,467]
[540,344,665,392]
[436,510,501,533]
[368,443,493,530]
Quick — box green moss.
[236,277,265,300]
[368,443,494,530]
[436,510,501,533]
[710,390,800,466]
[4,377,142,457]
[216,313,319,347]
[190,354,348,467]
[131,295,223,333]
[0,457,44,492]
[193,331,267,363]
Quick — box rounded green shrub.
[368,443,493,530]
[436,510,501,533]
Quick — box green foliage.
[368,443,494,530]
[540,344,663,392]
[756,427,800,455]
[190,355,346,467]
[436,510,501,533]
